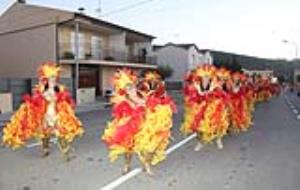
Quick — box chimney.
[17,0,26,4]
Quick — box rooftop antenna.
[95,0,102,18]
[17,0,26,3]
[78,7,85,14]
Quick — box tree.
[230,55,242,72]
[157,64,174,80]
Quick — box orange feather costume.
[2,62,84,152]
[181,65,229,144]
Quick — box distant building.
[242,69,273,77]
[153,43,213,83]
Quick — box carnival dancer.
[134,71,176,175]
[244,74,255,122]
[255,75,269,102]
[270,77,281,97]
[2,62,84,160]
[213,67,231,146]
[102,68,145,174]
[181,65,229,151]
[253,74,260,102]
[228,72,251,133]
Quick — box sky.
[1,0,300,60]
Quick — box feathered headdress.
[216,67,230,79]
[232,72,246,81]
[38,62,60,80]
[144,71,161,81]
[195,64,216,78]
[113,68,137,92]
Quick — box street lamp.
[282,39,298,59]
[282,39,299,82]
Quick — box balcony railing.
[59,42,157,65]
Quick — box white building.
[153,43,213,83]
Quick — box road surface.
[0,94,299,190]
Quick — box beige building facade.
[0,2,157,102]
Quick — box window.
[91,36,102,60]
[297,74,300,83]
[71,32,85,59]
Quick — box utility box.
[0,93,13,113]
[76,88,96,105]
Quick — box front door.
[78,65,100,96]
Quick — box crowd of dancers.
[181,64,280,151]
[1,62,280,175]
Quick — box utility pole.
[74,19,80,103]
[282,39,299,82]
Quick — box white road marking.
[100,133,197,190]
[166,133,197,154]
[101,168,143,190]
[284,95,300,121]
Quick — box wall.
[60,64,72,78]
[0,24,57,78]
[0,78,31,110]
[187,46,206,70]
[101,67,115,95]
[108,32,126,51]
[155,46,188,82]
[0,3,73,34]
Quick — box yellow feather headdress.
[216,67,230,79]
[38,62,60,80]
[145,71,161,81]
[113,68,137,91]
[195,64,216,78]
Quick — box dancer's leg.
[194,132,203,151]
[122,152,132,174]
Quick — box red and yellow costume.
[134,71,176,165]
[2,63,84,158]
[102,70,176,174]
[244,76,255,116]
[102,69,144,162]
[255,76,273,102]
[228,72,251,133]
[181,65,229,144]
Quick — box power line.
[102,0,154,17]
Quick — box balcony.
[59,42,157,65]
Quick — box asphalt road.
[0,94,299,190]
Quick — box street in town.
[0,92,299,190]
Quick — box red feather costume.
[2,63,84,152]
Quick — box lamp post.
[282,39,298,58]
[74,16,81,103]
[282,39,299,82]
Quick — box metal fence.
[59,42,157,65]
